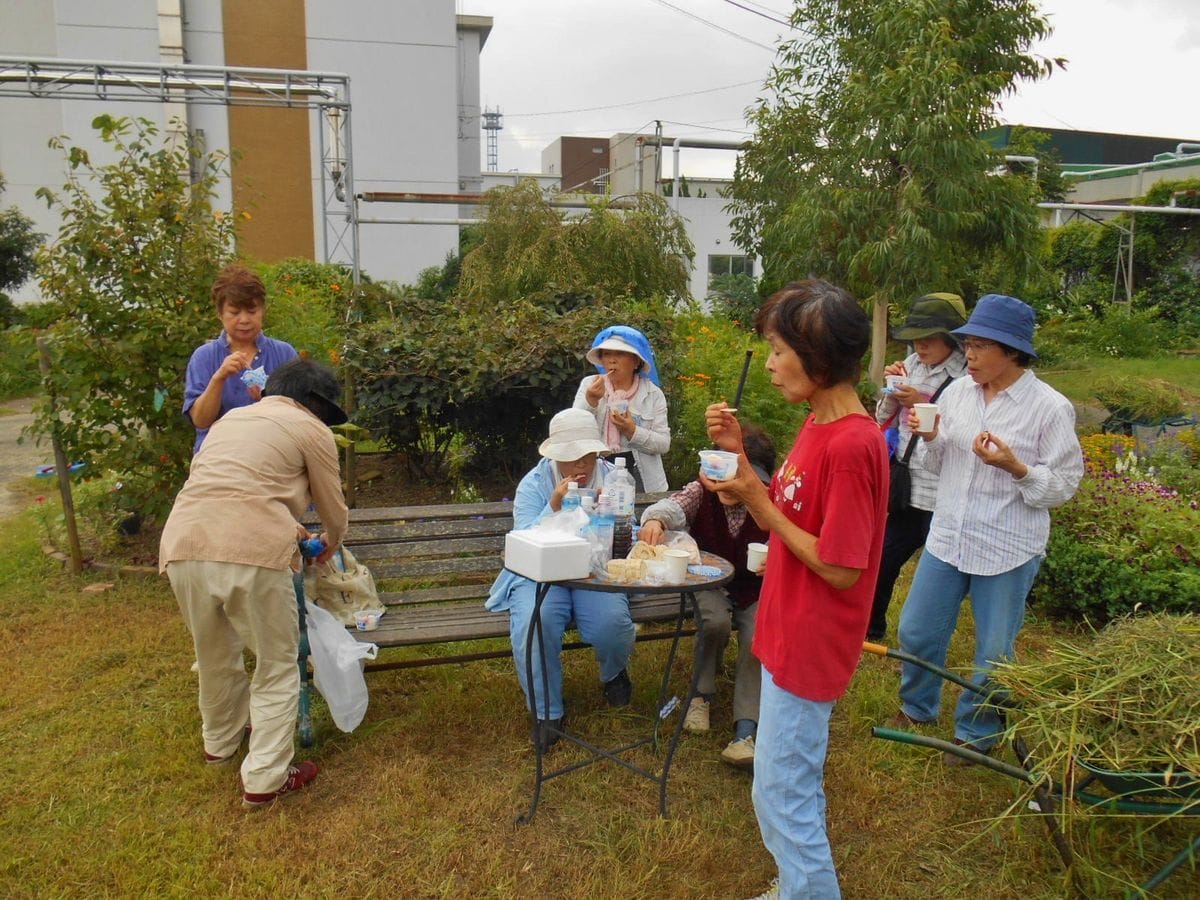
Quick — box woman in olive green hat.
[868,293,968,641]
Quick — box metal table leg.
[518,581,554,824]
[656,588,702,816]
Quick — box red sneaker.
[203,723,252,765]
[242,760,319,810]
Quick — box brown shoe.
[943,738,990,767]
[886,709,932,730]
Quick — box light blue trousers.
[506,579,634,721]
[752,668,840,899]
[897,549,1043,749]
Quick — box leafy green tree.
[32,115,237,522]
[0,173,44,320]
[1003,125,1068,204]
[457,179,693,306]
[705,272,762,327]
[726,0,1058,378]
[349,182,691,479]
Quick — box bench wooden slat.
[352,592,685,648]
[350,535,505,563]
[370,555,503,580]
[344,517,514,544]
[378,584,491,606]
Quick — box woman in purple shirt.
[184,265,297,453]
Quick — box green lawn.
[2,499,1195,898]
[1038,356,1200,413]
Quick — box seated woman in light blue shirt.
[892,294,1083,763]
[486,409,636,752]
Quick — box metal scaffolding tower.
[482,106,502,172]
[0,56,360,290]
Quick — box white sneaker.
[721,735,755,770]
[683,696,710,732]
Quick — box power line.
[720,0,791,27]
[504,79,763,118]
[644,0,778,52]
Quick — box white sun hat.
[537,409,611,461]
[585,334,647,368]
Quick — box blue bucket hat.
[951,294,1038,359]
[585,325,661,386]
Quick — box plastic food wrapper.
[240,366,268,389]
[626,532,700,564]
[605,531,702,584]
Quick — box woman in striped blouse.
[891,294,1083,764]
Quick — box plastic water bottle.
[591,494,615,564]
[604,459,636,559]
[561,481,581,511]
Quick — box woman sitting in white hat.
[573,325,671,492]
[485,408,637,752]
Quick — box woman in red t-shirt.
[700,279,889,899]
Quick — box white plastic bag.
[305,599,378,732]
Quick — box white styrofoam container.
[504,529,592,582]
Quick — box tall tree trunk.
[869,294,889,385]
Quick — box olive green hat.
[891,292,968,341]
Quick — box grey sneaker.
[683,696,710,733]
[720,735,755,771]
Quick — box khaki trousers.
[168,559,299,794]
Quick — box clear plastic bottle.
[603,459,636,558]
[561,481,581,511]
[591,493,615,565]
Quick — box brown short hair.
[754,279,870,388]
[211,264,266,313]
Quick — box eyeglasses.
[961,338,999,353]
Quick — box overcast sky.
[462,0,1200,178]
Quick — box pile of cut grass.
[992,613,1199,779]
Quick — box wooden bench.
[308,494,687,673]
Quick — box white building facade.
[0,0,489,301]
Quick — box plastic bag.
[304,546,383,626]
[533,506,590,537]
[305,599,378,732]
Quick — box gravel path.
[0,396,47,520]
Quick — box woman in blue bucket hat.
[573,325,671,492]
[889,294,1084,764]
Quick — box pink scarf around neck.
[604,374,638,451]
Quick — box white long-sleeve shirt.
[913,369,1083,575]
[572,375,671,491]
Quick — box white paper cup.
[610,399,629,414]
[662,548,689,583]
[913,403,938,432]
[885,374,905,392]
[746,541,768,573]
[354,611,379,632]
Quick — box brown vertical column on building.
[222,0,315,261]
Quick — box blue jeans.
[506,579,634,721]
[897,549,1043,750]
[752,668,840,899]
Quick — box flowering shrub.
[663,312,803,486]
[1033,435,1200,621]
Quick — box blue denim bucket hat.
[951,294,1038,359]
